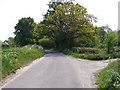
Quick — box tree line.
[2,0,120,54]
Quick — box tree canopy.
[42,1,97,48]
[14,17,35,46]
[7,0,118,52]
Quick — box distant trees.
[94,25,118,53]
[95,25,110,48]
[5,0,118,52]
[2,37,16,47]
[105,31,118,53]
[32,23,45,44]
[14,17,35,46]
[7,37,16,47]
[38,37,55,49]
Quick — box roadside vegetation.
[1,0,120,88]
[96,60,120,89]
[2,0,119,59]
[2,45,45,79]
[62,47,120,60]
[0,41,2,81]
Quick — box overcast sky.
[0,0,119,41]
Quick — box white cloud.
[0,0,119,41]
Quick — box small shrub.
[109,52,120,58]
[71,47,99,54]
[62,49,73,55]
[38,38,55,49]
[114,46,120,52]
[63,47,120,60]
[72,53,104,60]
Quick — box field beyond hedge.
[1,45,45,80]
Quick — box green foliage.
[1,41,9,48]
[73,36,95,47]
[114,46,120,52]
[4,37,16,47]
[72,53,104,60]
[118,30,120,46]
[2,45,45,79]
[32,23,46,44]
[96,60,120,89]
[11,1,118,53]
[38,38,55,49]
[62,49,73,55]
[94,26,118,54]
[62,48,120,60]
[14,17,35,46]
[42,1,97,48]
[71,47,99,54]
[105,31,118,54]
[94,25,108,48]
[0,41,1,80]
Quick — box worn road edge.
[0,56,45,89]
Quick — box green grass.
[62,49,120,60]
[2,45,45,79]
[96,60,120,89]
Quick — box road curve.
[2,51,109,88]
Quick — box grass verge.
[96,60,120,89]
[2,45,45,79]
[62,49,120,60]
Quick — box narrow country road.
[2,51,111,88]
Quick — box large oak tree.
[42,1,97,48]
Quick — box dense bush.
[38,38,55,49]
[96,60,120,89]
[72,53,104,60]
[2,42,9,48]
[71,47,99,54]
[0,47,1,81]
[73,37,95,47]
[62,49,120,60]
[2,45,45,79]
[62,49,73,55]
[114,46,120,52]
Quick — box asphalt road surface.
[2,51,110,88]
